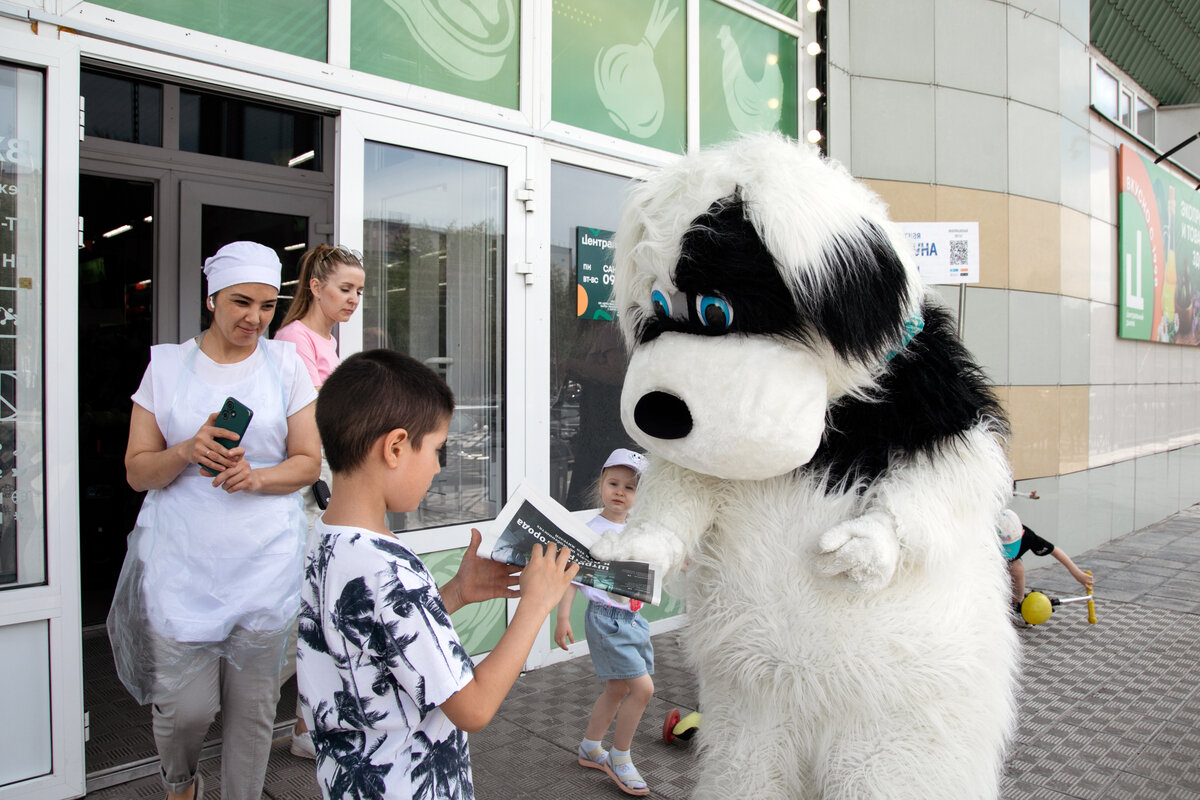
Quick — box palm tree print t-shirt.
[298,520,475,800]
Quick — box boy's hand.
[441,529,522,615]
[520,543,579,617]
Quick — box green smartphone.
[201,396,254,476]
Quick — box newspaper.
[477,479,663,606]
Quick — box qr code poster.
[897,222,980,285]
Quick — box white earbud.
[207,296,215,310]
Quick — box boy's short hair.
[317,349,455,473]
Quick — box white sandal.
[604,751,650,797]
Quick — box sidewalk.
[89,506,1200,799]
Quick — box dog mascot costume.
[590,134,1018,799]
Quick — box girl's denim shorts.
[584,602,654,681]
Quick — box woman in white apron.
[110,241,320,800]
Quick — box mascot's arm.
[815,510,901,594]
[817,427,1012,590]
[589,458,717,572]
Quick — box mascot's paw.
[590,524,684,571]
[815,514,900,593]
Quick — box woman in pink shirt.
[273,244,365,758]
[274,244,366,389]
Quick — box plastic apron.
[107,337,308,705]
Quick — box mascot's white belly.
[676,450,1016,799]
[589,134,1020,799]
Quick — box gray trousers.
[153,642,282,799]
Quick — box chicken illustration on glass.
[718,24,783,133]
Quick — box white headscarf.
[203,241,282,296]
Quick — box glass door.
[179,181,330,341]
[338,111,529,657]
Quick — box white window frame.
[1090,56,1156,146]
[0,24,85,800]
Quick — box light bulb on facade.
[806,41,822,56]
[806,129,823,144]
[807,87,823,102]
[807,0,822,12]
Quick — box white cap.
[997,509,1023,545]
[603,448,648,475]
[203,241,282,296]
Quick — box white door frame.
[0,26,85,800]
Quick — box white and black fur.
[590,134,1018,800]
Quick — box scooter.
[1020,570,1097,625]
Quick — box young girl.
[554,448,653,797]
[273,243,365,758]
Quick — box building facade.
[0,0,1197,797]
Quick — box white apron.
[108,336,308,704]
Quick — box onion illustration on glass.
[383,0,517,81]
[593,0,679,139]
[718,24,783,133]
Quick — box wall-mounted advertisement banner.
[896,222,980,285]
[1118,145,1200,344]
[576,226,617,320]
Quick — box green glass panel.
[552,0,687,153]
[758,0,799,16]
[89,0,326,61]
[424,546,508,656]
[699,0,798,147]
[351,0,520,109]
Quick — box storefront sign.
[576,226,617,320]
[1118,144,1200,344]
[897,222,980,285]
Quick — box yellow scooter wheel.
[1021,592,1053,625]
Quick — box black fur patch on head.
[635,193,912,364]
[806,223,912,361]
[807,302,1008,488]
[637,192,801,345]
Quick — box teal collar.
[885,314,924,362]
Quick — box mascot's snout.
[621,331,828,481]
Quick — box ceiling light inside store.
[284,242,307,251]
[288,150,315,167]
[103,224,133,238]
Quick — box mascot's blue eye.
[697,295,733,329]
[651,287,673,319]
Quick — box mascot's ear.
[800,222,914,363]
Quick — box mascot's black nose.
[634,391,693,439]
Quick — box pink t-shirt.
[274,320,340,387]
